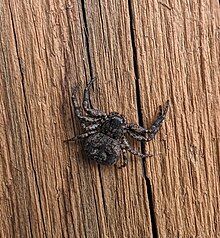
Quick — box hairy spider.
[65,78,169,167]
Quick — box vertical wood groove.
[127,0,159,237]
[1,0,219,237]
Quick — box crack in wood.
[127,0,159,237]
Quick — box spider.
[65,78,169,168]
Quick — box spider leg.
[117,149,128,169]
[127,100,169,142]
[147,100,169,139]
[84,123,100,132]
[127,130,146,141]
[83,78,107,117]
[126,123,146,135]
[64,130,97,142]
[71,86,102,126]
[121,137,150,158]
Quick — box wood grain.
[0,0,219,237]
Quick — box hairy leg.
[71,86,102,128]
[117,149,128,168]
[84,123,100,131]
[126,100,169,142]
[121,137,150,158]
[126,130,146,141]
[83,78,107,117]
[64,130,97,142]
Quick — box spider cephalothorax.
[100,113,125,139]
[65,78,169,167]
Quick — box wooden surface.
[0,0,219,237]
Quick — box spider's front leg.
[83,78,107,118]
[127,100,169,142]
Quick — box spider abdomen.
[84,133,121,165]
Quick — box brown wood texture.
[0,0,219,237]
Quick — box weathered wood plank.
[129,0,220,237]
[0,0,219,237]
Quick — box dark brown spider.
[65,78,169,167]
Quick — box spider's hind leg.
[83,78,107,117]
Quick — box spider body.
[100,114,125,139]
[85,133,121,165]
[66,78,169,167]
